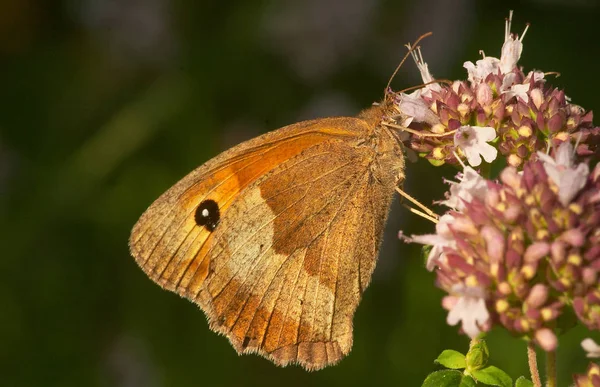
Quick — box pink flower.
[396,10,599,169]
[405,214,457,271]
[396,10,600,351]
[441,167,488,211]
[537,141,590,206]
[401,154,600,343]
[446,285,490,338]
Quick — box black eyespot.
[194,199,220,232]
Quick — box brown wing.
[130,117,368,286]
[129,116,400,370]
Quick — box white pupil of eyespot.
[202,208,209,217]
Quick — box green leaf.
[471,365,512,387]
[435,350,467,369]
[422,370,477,387]
[515,376,534,387]
[422,370,463,387]
[459,375,477,387]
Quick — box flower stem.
[546,350,557,387]
[527,342,541,387]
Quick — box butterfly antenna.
[385,32,433,96]
[396,187,439,223]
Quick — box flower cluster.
[396,12,600,356]
[404,142,600,350]
[390,15,600,168]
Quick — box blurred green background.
[2,0,599,386]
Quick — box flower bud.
[524,242,550,262]
[526,284,549,309]
[530,88,543,109]
[535,328,557,352]
[550,241,566,264]
[476,83,493,106]
[560,228,585,247]
[500,166,522,190]
[481,225,505,264]
[466,340,489,371]
[583,268,597,286]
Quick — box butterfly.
[128,35,432,370]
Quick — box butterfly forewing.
[129,107,405,370]
[130,118,367,289]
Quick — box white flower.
[581,338,600,358]
[441,166,488,211]
[500,72,517,91]
[499,10,527,73]
[412,47,435,84]
[524,70,545,84]
[498,72,531,103]
[407,45,442,98]
[408,214,457,271]
[503,83,530,103]
[464,56,500,85]
[397,94,440,126]
[463,11,528,84]
[537,141,590,206]
[454,125,498,167]
[397,46,443,126]
[499,37,522,74]
[446,285,490,338]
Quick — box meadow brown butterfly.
[128,38,430,369]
